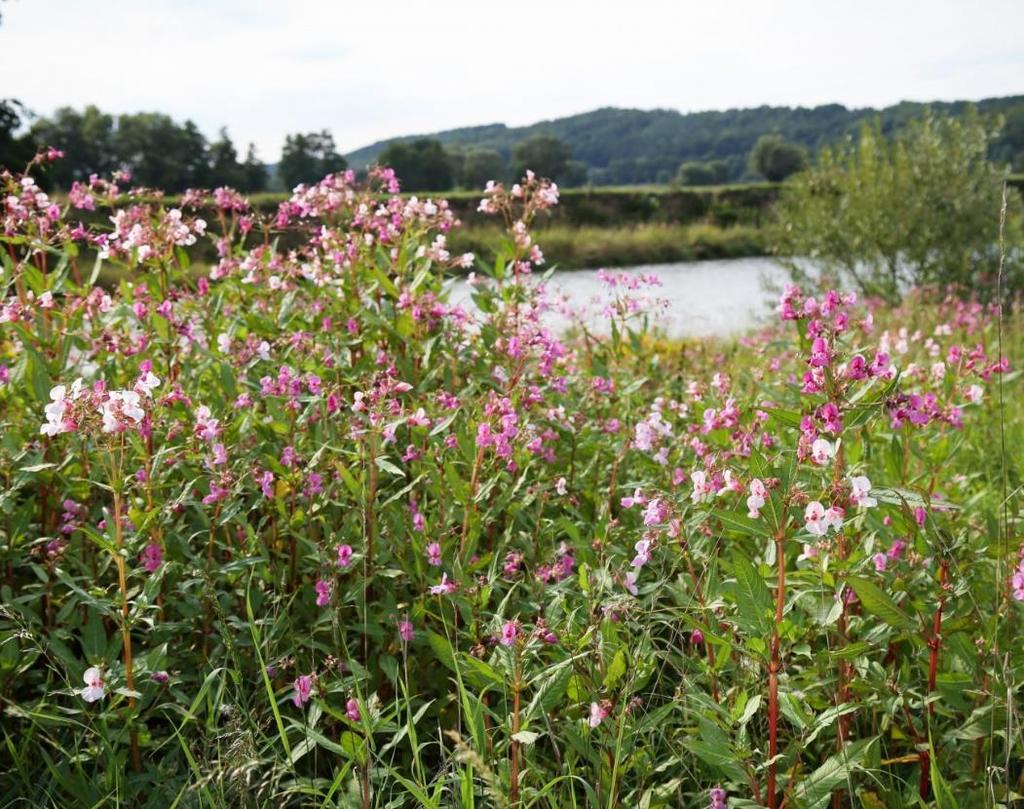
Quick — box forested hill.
[345,96,1024,185]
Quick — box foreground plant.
[0,150,1020,808]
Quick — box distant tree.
[510,134,572,183]
[207,127,246,189]
[279,130,347,189]
[29,105,116,187]
[749,134,807,182]
[773,110,1021,302]
[457,148,505,190]
[0,100,37,173]
[561,160,589,187]
[113,113,210,191]
[676,160,729,186]
[241,143,268,193]
[378,139,454,191]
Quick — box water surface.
[449,257,791,338]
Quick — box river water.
[448,257,792,338]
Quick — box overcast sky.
[3,0,1022,158]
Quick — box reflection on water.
[448,258,792,338]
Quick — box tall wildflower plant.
[0,150,1020,808]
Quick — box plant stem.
[112,481,142,773]
[510,653,521,807]
[768,527,786,809]
[919,559,949,801]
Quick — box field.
[0,162,1022,808]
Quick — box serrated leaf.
[793,737,875,808]
[847,576,913,630]
[732,554,774,639]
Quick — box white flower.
[80,666,106,702]
[747,478,767,518]
[805,501,827,536]
[850,475,877,508]
[40,379,84,436]
[135,371,161,397]
[100,390,145,433]
[966,384,983,404]
[690,470,714,504]
[811,438,835,466]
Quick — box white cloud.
[2,0,1021,158]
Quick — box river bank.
[448,222,767,269]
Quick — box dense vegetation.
[345,96,1024,185]
[0,152,1020,808]
[4,95,1024,192]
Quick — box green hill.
[345,96,1024,185]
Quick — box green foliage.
[749,134,808,182]
[22,107,269,193]
[451,147,505,190]
[772,110,1023,301]
[510,134,574,184]
[0,98,35,173]
[345,95,1024,186]
[278,130,347,190]
[677,160,730,186]
[378,138,454,191]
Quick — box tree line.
[4,97,1022,193]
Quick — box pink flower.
[346,697,361,721]
[292,675,313,708]
[623,570,639,596]
[315,579,332,606]
[336,544,353,567]
[631,539,653,568]
[872,553,888,572]
[500,620,520,647]
[642,498,668,526]
[80,666,106,702]
[398,619,414,642]
[426,542,442,567]
[588,701,609,728]
[914,506,927,527]
[429,572,457,596]
[139,542,163,572]
[258,470,275,498]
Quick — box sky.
[2,0,1023,159]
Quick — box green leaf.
[846,576,913,630]
[792,737,875,808]
[603,648,627,689]
[718,510,772,538]
[732,553,774,639]
[682,739,747,783]
[374,457,406,477]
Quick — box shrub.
[772,110,1022,302]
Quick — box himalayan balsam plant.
[0,149,1020,808]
